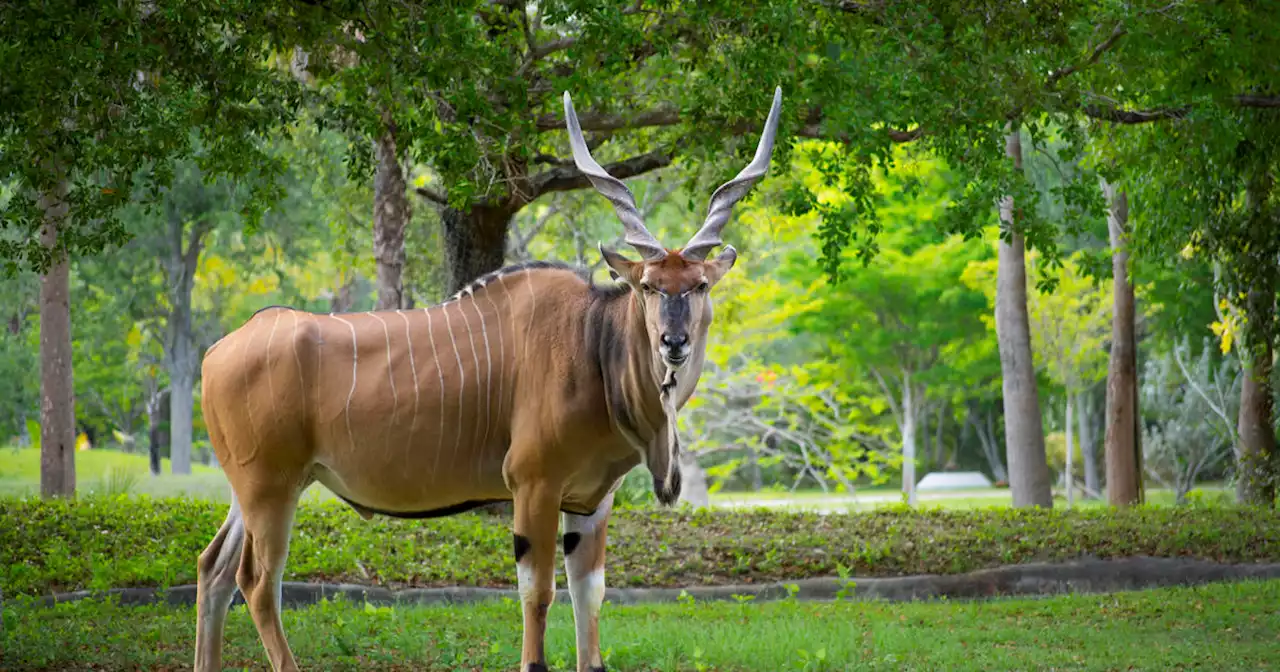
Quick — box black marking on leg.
[563,532,582,556]
[590,667,607,672]
[513,534,532,563]
[525,664,549,672]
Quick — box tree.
[1086,0,1280,506]
[1099,178,1144,506]
[783,146,993,502]
[1,0,302,496]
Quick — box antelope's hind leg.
[513,484,564,672]
[194,496,246,672]
[235,484,306,671]
[563,492,614,672]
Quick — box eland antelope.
[193,86,783,672]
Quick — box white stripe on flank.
[235,318,261,466]
[291,312,305,409]
[523,270,537,365]
[399,311,420,443]
[368,311,398,428]
[442,303,466,474]
[424,308,445,476]
[482,287,505,423]
[470,297,493,458]
[266,311,281,418]
[458,297,484,480]
[329,314,361,452]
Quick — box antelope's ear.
[599,243,641,284]
[704,245,738,286]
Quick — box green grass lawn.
[5,579,1278,671]
[0,446,336,503]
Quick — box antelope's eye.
[696,281,710,292]
[640,282,653,293]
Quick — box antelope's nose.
[661,333,689,350]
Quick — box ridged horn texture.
[681,86,784,261]
[563,91,667,260]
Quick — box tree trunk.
[1235,170,1277,507]
[373,126,410,310]
[38,166,75,498]
[441,204,513,295]
[995,128,1053,508]
[901,371,917,505]
[977,406,1009,483]
[1101,178,1144,506]
[148,399,163,476]
[932,399,947,468]
[1065,395,1074,508]
[677,451,710,509]
[164,209,205,476]
[1078,391,1099,497]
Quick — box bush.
[2,494,1278,598]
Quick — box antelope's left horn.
[681,86,784,261]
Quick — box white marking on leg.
[424,308,446,477]
[399,311,420,451]
[568,566,606,664]
[442,303,466,474]
[517,560,536,604]
[329,314,360,452]
[368,312,399,433]
[482,288,504,427]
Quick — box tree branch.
[1046,23,1127,88]
[798,119,923,144]
[414,185,449,206]
[535,105,680,133]
[1236,95,1280,108]
[1082,104,1188,124]
[527,149,672,198]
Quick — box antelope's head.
[562,87,784,375]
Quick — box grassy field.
[4,494,1278,599]
[5,579,1278,671]
[0,446,337,503]
[1,446,1235,513]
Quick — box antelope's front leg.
[563,492,614,672]
[513,485,562,671]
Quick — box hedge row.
[3,495,1278,598]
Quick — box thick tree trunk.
[38,168,75,498]
[1078,391,1099,496]
[164,211,205,476]
[1235,172,1277,506]
[373,127,410,310]
[901,371,917,505]
[1101,178,1144,506]
[442,204,513,295]
[995,128,1053,508]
